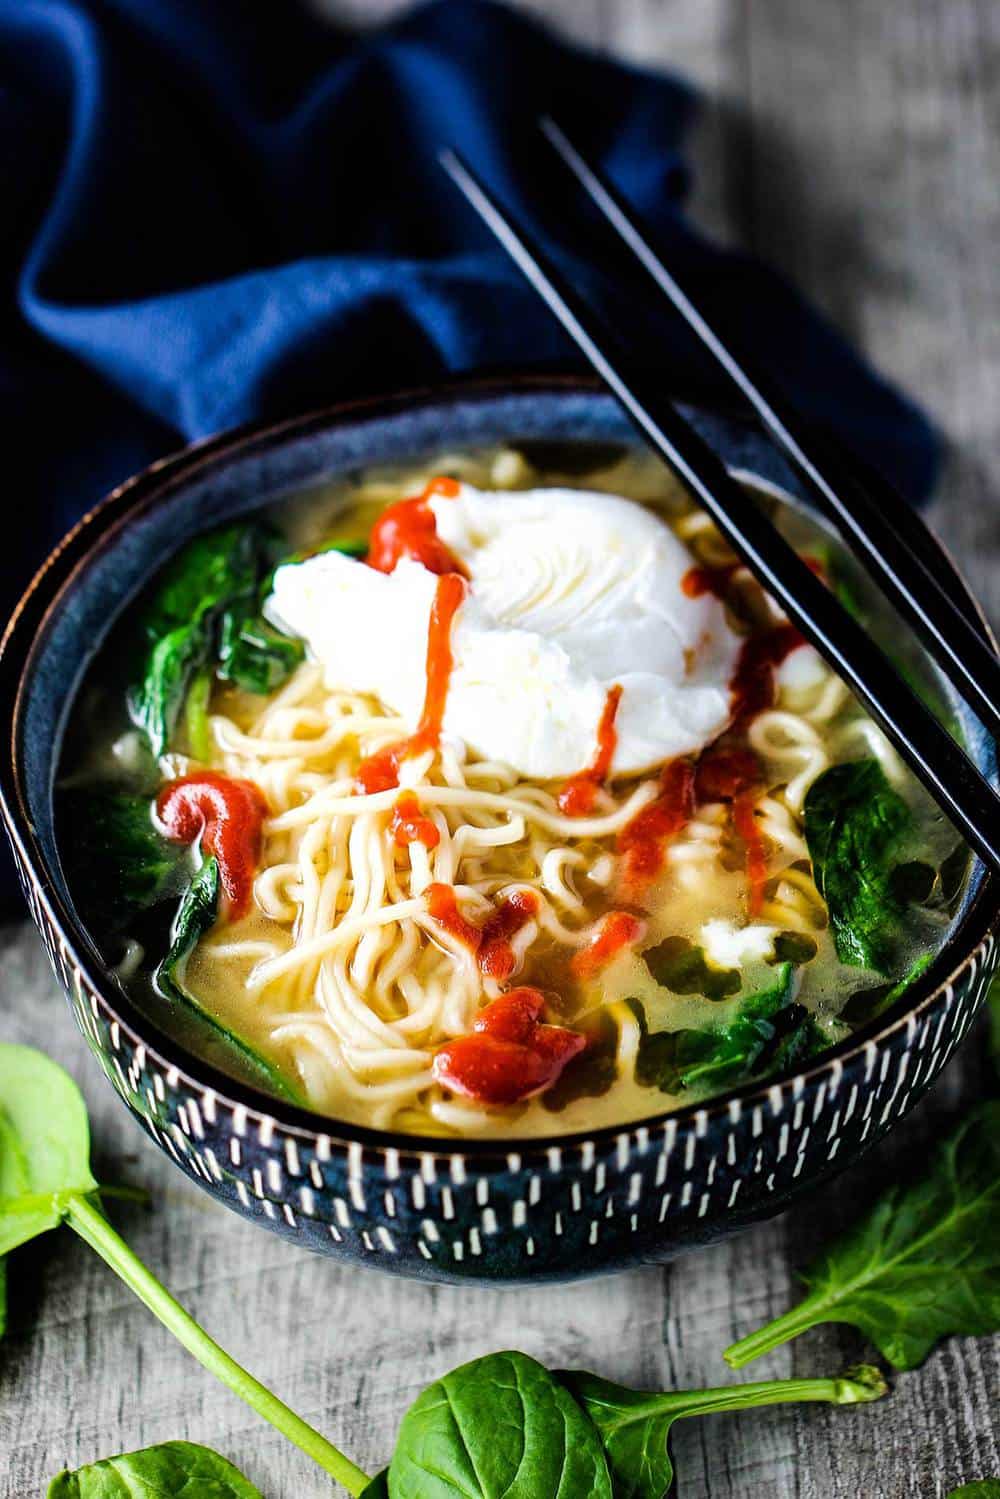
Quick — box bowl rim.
[1,371,996,1163]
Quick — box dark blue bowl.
[1,376,996,1283]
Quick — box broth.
[58,444,967,1137]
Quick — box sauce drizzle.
[426,883,540,982]
[733,790,769,916]
[432,988,586,1105]
[356,571,467,794]
[729,622,804,728]
[618,757,696,890]
[390,791,440,850]
[571,911,645,978]
[558,684,623,817]
[156,772,268,921]
[367,475,466,577]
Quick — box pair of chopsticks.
[440,123,1000,879]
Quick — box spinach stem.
[64,1192,371,1495]
[93,1184,151,1206]
[668,1369,883,1416]
[723,1300,829,1369]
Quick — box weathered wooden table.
[3,1,998,1494]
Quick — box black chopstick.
[438,145,1000,878]
[539,115,1000,740]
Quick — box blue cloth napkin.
[4,0,937,631]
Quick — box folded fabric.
[3,0,937,626]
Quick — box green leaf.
[560,1365,886,1499]
[803,759,912,972]
[632,965,809,1095]
[154,855,222,1004]
[155,859,306,1106]
[360,1473,390,1498]
[218,604,304,694]
[725,1103,1000,1370]
[184,666,214,762]
[387,1350,613,1498]
[130,524,297,755]
[131,621,212,759]
[61,790,189,933]
[841,952,935,1027]
[47,1440,264,1497]
[644,936,740,1000]
[0,1045,97,1257]
[947,1483,1000,1498]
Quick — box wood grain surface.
[3,2,999,1495]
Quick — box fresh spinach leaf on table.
[804,758,915,972]
[725,1102,1000,1370]
[387,1350,614,1498]
[0,1044,371,1497]
[0,1044,98,1257]
[560,1365,886,1499]
[48,1441,264,1498]
[947,1483,1000,1498]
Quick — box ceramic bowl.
[1,376,996,1284]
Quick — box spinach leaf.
[841,952,935,1027]
[803,759,912,972]
[131,622,213,759]
[155,859,305,1106]
[0,1044,98,1257]
[560,1364,886,1499]
[644,936,740,1000]
[218,604,304,694]
[387,1350,613,1498]
[948,1484,1000,1498]
[130,524,302,756]
[184,666,214,763]
[154,854,222,1004]
[633,965,810,1094]
[48,1441,264,1497]
[139,527,259,644]
[61,790,189,933]
[725,1102,1000,1370]
[0,1046,370,1495]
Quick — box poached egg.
[265,484,742,781]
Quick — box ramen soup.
[59,444,968,1138]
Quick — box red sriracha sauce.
[694,745,762,802]
[692,746,770,912]
[571,911,645,979]
[425,881,483,951]
[618,757,696,890]
[730,623,804,729]
[432,988,586,1105]
[733,790,769,916]
[367,475,466,577]
[356,571,467,794]
[558,684,622,817]
[426,883,540,982]
[681,561,743,600]
[477,889,540,981]
[155,771,268,921]
[390,791,440,850]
